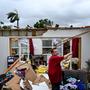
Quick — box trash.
[0,72,14,90]
[0,72,14,85]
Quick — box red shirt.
[48,55,64,84]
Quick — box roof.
[0,26,90,36]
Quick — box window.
[42,40,52,54]
[63,41,70,55]
[42,39,64,55]
[10,38,19,56]
[11,48,19,56]
[10,38,29,57]
[19,38,29,59]
[43,40,52,46]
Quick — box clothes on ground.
[60,77,86,90]
[0,72,14,85]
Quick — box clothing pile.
[35,65,47,74]
[14,68,26,78]
[60,77,86,90]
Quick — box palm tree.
[7,10,19,29]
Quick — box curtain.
[72,38,79,58]
[29,38,34,56]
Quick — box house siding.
[0,37,10,74]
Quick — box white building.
[0,27,90,74]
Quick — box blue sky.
[0,0,90,28]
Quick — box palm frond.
[10,16,16,23]
[7,12,16,19]
[7,10,19,28]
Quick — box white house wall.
[0,37,10,74]
[81,32,90,69]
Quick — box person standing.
[48,48,72,90]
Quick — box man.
[48,48,72,90]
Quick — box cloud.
[0,0,90,27]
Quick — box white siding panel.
[33,39,42,55]
[43,30,85,37]
[0,37,9,74]
[81,32,90,69]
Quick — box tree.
[34,19,53,28]
[0,21,12,29]
[55,24,59,28]
[2,25,11,29]
[0,21,4,29]
[0,21,4,25]
[25,25,32,29]
[7,10,19,29]
[44,19,53,26]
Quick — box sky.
[0,0,90,28]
